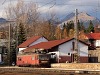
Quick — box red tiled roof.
[18,36,41,48]
[23,38,72,51]
[86,33,100,40]
[23,38,89,52]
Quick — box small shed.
[18,36,48,52]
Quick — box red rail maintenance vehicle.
[17,53,52,67]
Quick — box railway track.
[0,66,99,75]
[0,67,70,74]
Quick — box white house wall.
[19,48,26,52]
[58,39,88,57]
[29,37,48,47]
[96,40,100,47]
[59,41,72,56]
[78,42,88,56]
[19,37,48,52]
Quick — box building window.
[68,53,70,55]
[32,56,35,60]
[18,57,21,61]
[88,54,91,57]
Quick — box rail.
[0,66,100,74]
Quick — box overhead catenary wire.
[2,0,6,5]
[1,0,100,20]
[36,0,100,20]
[2,0,100,10]
[36,0,56,9]
[2,0,100,8]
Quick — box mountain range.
[0,18,7,23]
[59,12,100,28]
[0,12,100,28]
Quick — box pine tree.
[18,23,26,45]
[66,21,74,36]
[77,20,85,31]
[87,20,94,33]
[80,22,85,30]
[62,23,68,38]
[77,20,81,31]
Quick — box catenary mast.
[74,9,80,63]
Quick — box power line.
[2,0,6,5]
[49,1,56,9]
[36,0,56,9]
[37,1,56,9]
[55,3,100,7]
[2,0,100,20]
[36,0,56,15]
[2,0,100,8]
[2,0,100,7]
[36,1,100,7]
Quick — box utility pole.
[8,23,11,65]
[74,9,79,63]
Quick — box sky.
[0,0,100,20]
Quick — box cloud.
[37,0,100,19]
[0,0,100,19]
[68,0,98,5]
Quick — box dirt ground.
[0,72,99,75]
[0,67,99,75]
[0,72,39,75]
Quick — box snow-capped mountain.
[59,12,100,28]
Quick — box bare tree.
[5,0,59,40]
[5,0,40,37]
[69,29,74,38]
[55,26,62,40]
[62,28,68,39]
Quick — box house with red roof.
[22,38,89,63]
[18,36,48,52]
[85,33,100,48]
[85,33,100,63]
